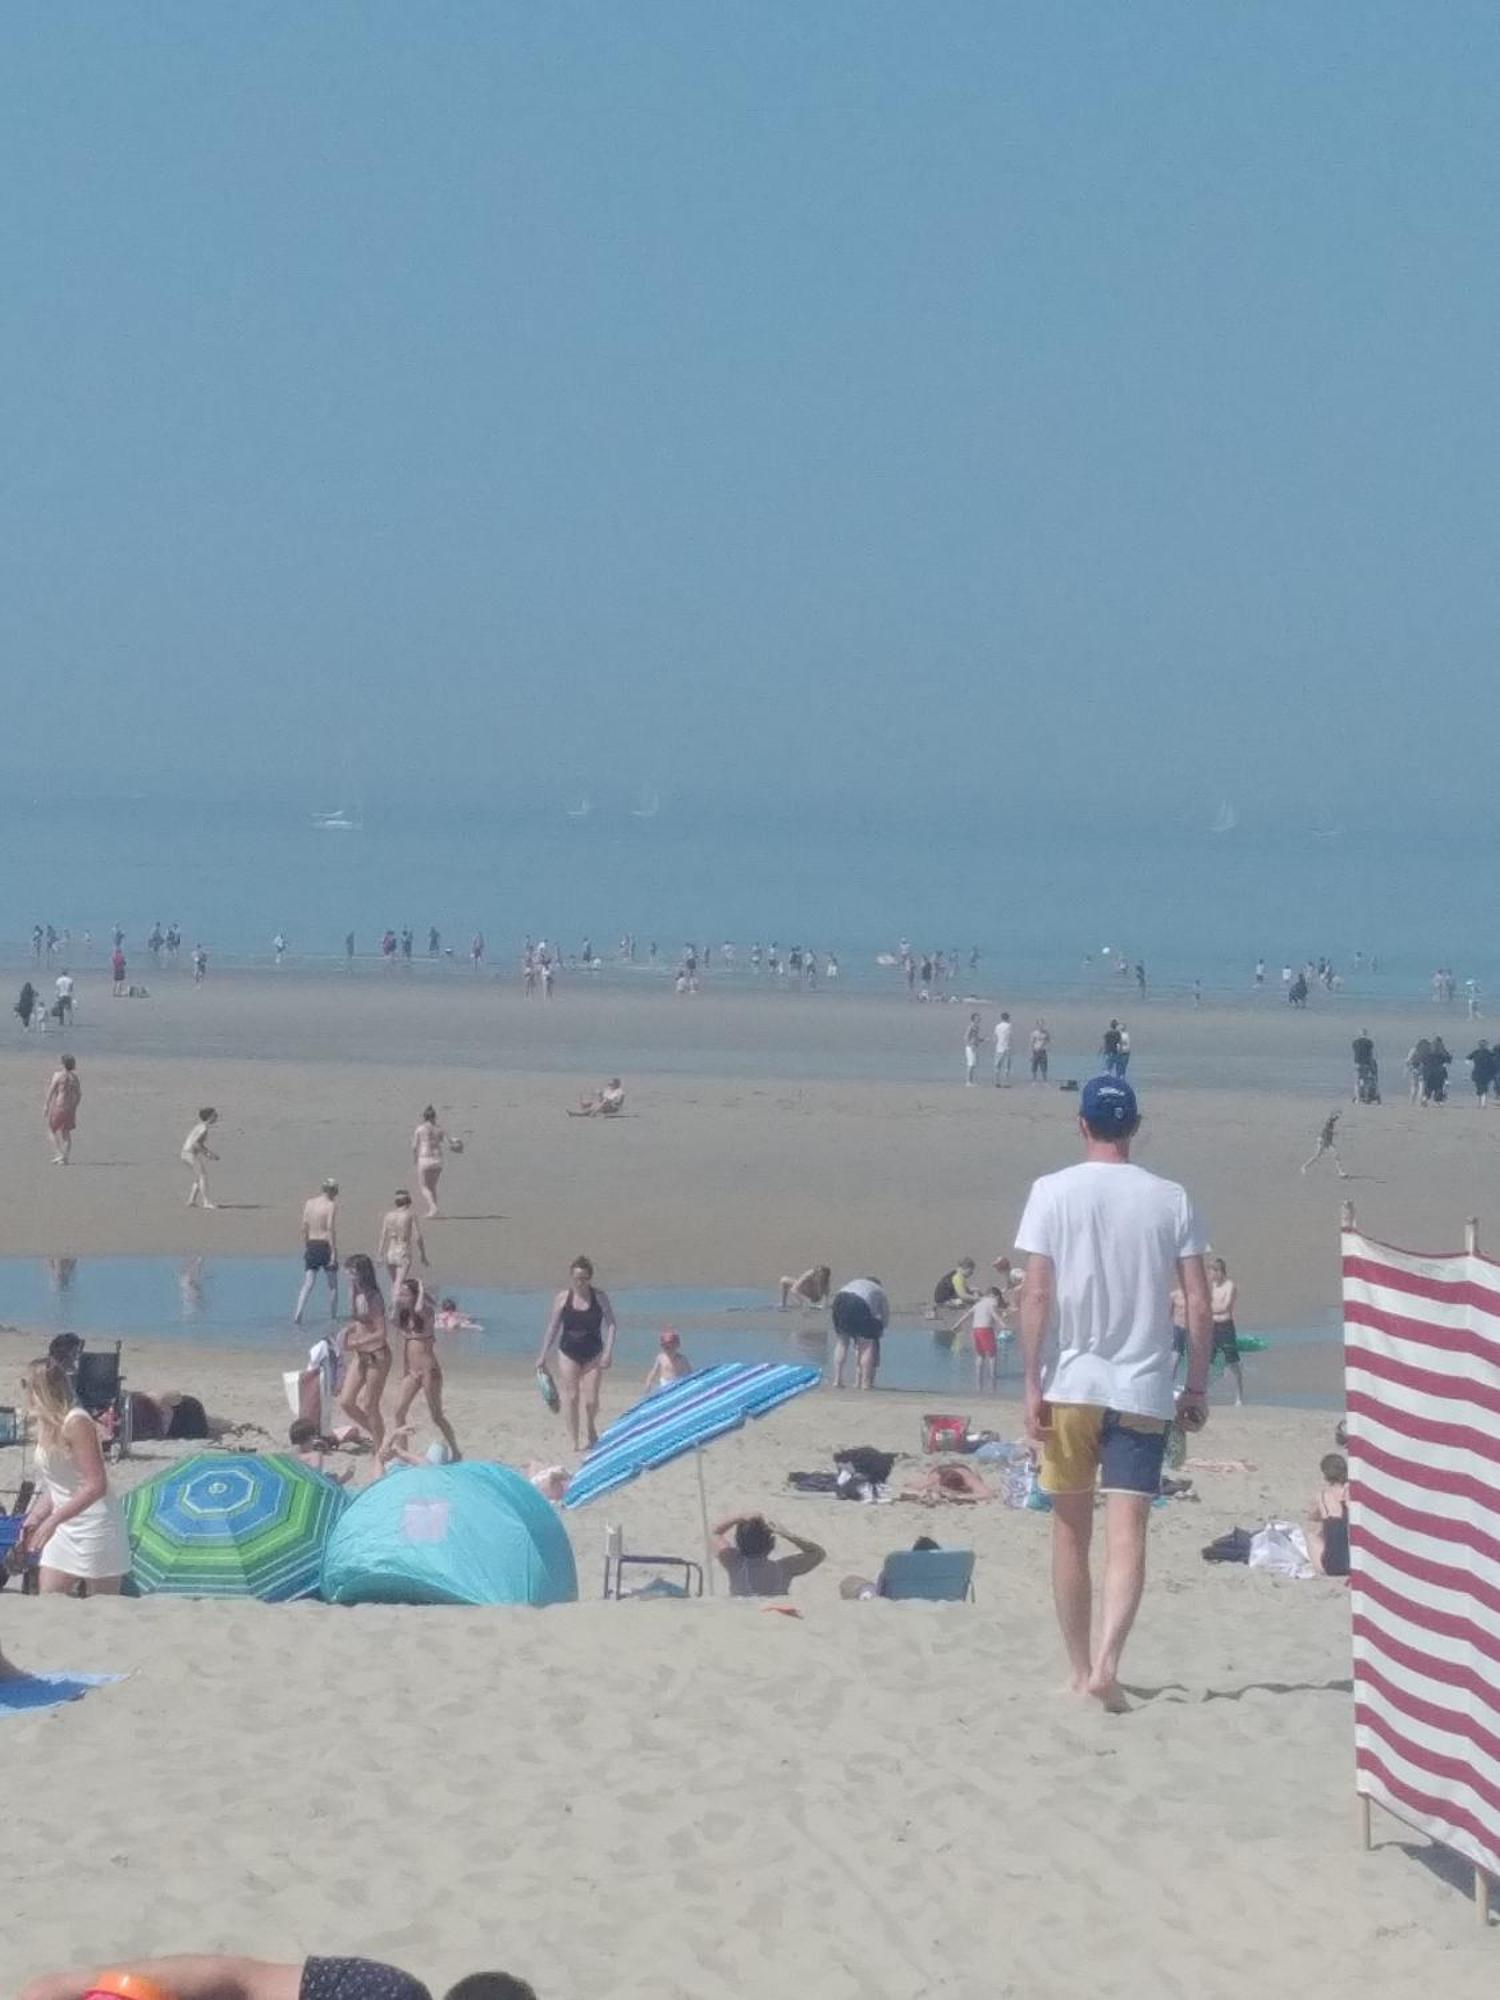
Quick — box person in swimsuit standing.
[378,1189,428,1297]
[412,1106,447,1218]
[337,1253,392,1454]
[294,1179,340,1324]
[391,1276,461,1461]
[536,1254,617,1450]
[1209,1256,1245,1405]
[43,1053,82,1165]
[181,1107,219,1208]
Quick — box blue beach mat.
[0,1672,125,1714]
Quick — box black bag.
[1201,1528,1253,1565]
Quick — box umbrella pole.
[697,1447,715,1598]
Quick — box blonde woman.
[22,1358,129,1595]
[336,1254,391,1454]
[412,1106,447,1218]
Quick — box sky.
[1,3,1497,833]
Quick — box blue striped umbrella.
[562,1362,821,1513]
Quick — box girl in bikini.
[337,1253,391,1454]
[392,1276,461,1461]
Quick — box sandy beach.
[3,970,1496,1994]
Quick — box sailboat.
[631,786,661,821]
[1209,800,1237,836]
[312,749,364,831]
[566,797,592,820]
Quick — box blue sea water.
[0,1256,1336,1405]
[0,791,1488,1004]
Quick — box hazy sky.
[2,4,1496,826]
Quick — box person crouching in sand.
[392,1276,461,1461]
[337,1253,392,1454]
[779,1264,831,1311]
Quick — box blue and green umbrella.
[127,1452,347,1601]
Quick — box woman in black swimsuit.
[536,1254,617,1450]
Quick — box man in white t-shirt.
[1016,1075,1211,1711]
[992,1011,1013,1086]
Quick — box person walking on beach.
[412,1105,447,1217]
[54,969,74,1027]
[392,1277,461,1461]
[1468,1040,1495,1106]
[1301,1110,1347,1177]
[20,1357,130,1596]
[1101,1020,1124,1077]
[181,1107,219,1208]
[43,1054,81,1165]
[964,1013,982,1086]
[993,1011,1013,1086]
[337,1253,392,1453]
[1016,1075,1211,1711]
[1209,1256,1245,1405]
[110,943,126,996]
[536,1254,617,1451]
[830,1274,889,1390]
[1351,1030,1379,1104]
[379,1188,429,1296]
[1030,1019,1051,1083]
[294,1179,341,1324]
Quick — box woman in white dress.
[22,1358,130,1595]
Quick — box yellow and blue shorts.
[1038,1404,1169,1498]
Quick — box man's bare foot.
[201,1202,217,1210]
[1087,1675,1130,1714]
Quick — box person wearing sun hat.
[1014,1074,1213,1713]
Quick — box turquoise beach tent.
[320,1462,578,1607]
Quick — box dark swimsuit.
[558,1285,606,1366]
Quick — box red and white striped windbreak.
[1343,1228,1500,1879]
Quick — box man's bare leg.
[1088,1492,1152,1712]
[1049,1490,1095,1693]
[293,1271,316,1324]
[831,1336,849,1389]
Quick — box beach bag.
[1248,1522,1315,1580]
[1201,1528,1253,1564]
[835,1447,896,1486]
[922,1414,968,1454]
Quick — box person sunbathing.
[900,1463,997,1505]
[20,1957,537,2000]
[712,1513,825,1597]
[286,1418,354,1485]
[571,1078,625,1117]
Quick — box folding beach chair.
[74,1342,130,1459]
[0,1479,36,1593]
[603,1532,704,1601]
[877,1548,976,1602]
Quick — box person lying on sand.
[900,1464,998,1505]
[570,1078,625,1117]
[713,1513,825,1597]
[20,1955,537,2000]
[778,1264,832,1310]
[643,1328,693,1392]
[287,1418,354,1485]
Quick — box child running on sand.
[181,1107,219,1208]
[953,1284,1006,1392]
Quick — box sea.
[0,791,1486,1006]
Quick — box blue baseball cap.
[1080,1074,1138,1129]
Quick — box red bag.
[922,1413,969,1454]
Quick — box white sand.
[2,1355,1493,1997]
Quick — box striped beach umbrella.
[127,1452,347,1601]
[562,1361,821,1522]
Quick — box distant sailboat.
[566,797,592,820]
[1209,800,1237,836]
[313,751,364,831]
[1312,819,1342,841]
[631,786,661,820]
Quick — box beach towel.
[0,1671,125,1714]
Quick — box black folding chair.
[74,1342,130,1459]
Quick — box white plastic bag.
[1248,1521,1315,1580]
